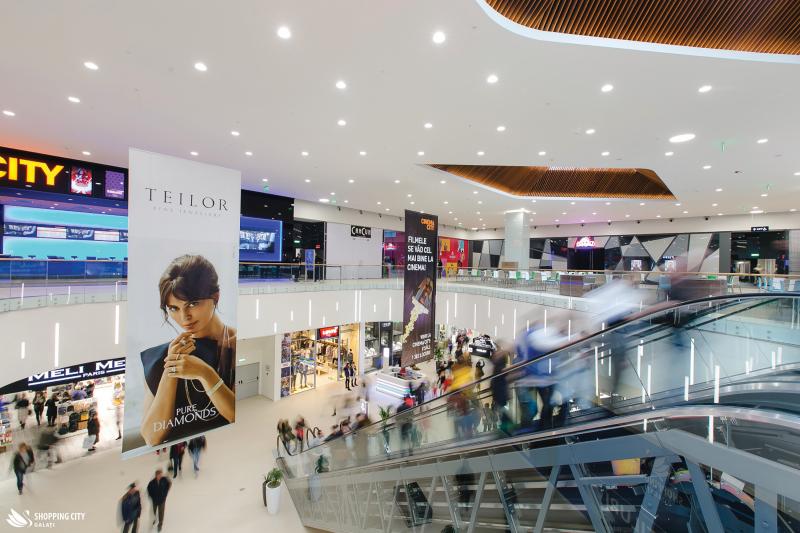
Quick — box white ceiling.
[1,0,799,231]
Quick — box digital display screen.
[239,216,283,262]
[3,224,36,237]
[36,226,67,239]
[94,230,120,242]
[67,228,95,240]
[104,170,125,199]
[70,167,93,195]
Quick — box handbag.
[82,435,95,449]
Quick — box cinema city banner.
[400,210,438,367]
[122,149,241,458]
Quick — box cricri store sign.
[0,358,126,394]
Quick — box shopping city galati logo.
[6,508,86,528]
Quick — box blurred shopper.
[187,435,206,476]
[87,412,101,452]
[294,416,307,452]
[12,443,29,494]
[147,469,171,532]
[396,395,415,456]
[15,394,30,429]
[490,348,511,432]
[169,442,185,478]
[120,482,142,533]
[113,382,125,440]
[32,391,45,426]
[45,394,58,427]
[36,427,59,468]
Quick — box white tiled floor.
[0,378,361,532]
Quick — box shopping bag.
[82,435,95,449]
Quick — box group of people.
[120,435,207,532]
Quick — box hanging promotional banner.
[122,149,241,458]
[400,210,438,367]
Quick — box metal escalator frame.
[286,406,800,533]
[282,294,799,463]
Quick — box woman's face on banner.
[166,294,216,335]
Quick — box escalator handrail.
[285,404,800,478]
[284,292,799,457]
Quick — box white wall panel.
[324,222,383,279]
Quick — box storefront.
[363,321,404,372]
[281,330,317,397]
[0,357,126,454]
[732,230,789,279]
[438,237,469,276]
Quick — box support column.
[503,210,531,270]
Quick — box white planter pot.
[266,484,281,515]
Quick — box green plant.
[379,405,392,424]
[265,467,284,488]
[434,346,444,362]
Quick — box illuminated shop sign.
[318,326,339,339]
[0,357,126,394]
[751,226,769,232]
[350,225,372,238]
[575,236,597,249]
[0,146,127,200]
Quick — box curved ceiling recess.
[480,0,800,61]
[428,164,676,200]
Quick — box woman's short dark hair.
[158,255,220,318]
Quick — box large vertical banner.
[401,210,438,367]
[122,149,241,458]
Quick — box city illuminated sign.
[575,236,597,249]
[318,326,339,338]
[0,156,64,186]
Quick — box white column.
[503,210,530,269]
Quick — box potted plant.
[264,467,284,514]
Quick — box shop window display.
[284,331,317,396]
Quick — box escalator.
[277,294,800,532]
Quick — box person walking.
[113,382,124,440]
[169,442,185,478]
[87,412,100,452]
[12,443,29,494]
[120,482,142,533]
[15,394,30,429]
[45,394,58,427]
[32,392,45,426]
[146,469,171,532]
[343,362,354,391]
[187,436,206,477]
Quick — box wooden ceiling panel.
[486,0,800,55]
[428,164,675,199]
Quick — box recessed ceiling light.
[669,133,695,143]
[377,201,382,205]
[83,61,99,70]
[359,151,367,156]
[277,26,292,39]
[675,202,682,206]
[712,203,718,207]
[794,172,800,176]
[601,84,614,93]
[496,125,506,132]
[698,85,712,93]
[301,151,309,157]
[562,211,567,215]
[753,206,759,209]
[344,200,349,203]
[601,151,610,156]
[262,178,268,182]
[750,209,764,214]
[592,212,597,215]
[245,151,253,156]
[406,193,412,197]
[473,191,478,194]
[394,179,400,184]
[791,208,797,212]
[190,151,199,156]
[348,179,355,184]
[625,214,630,218]
[67,96,81,103]
[330,192,335,196]
[454,218,458,221]
[443,201,448,204]
[440,180,446,184]
[538,151,546,156]
[304,178,311,183]
[424,122,433,129]
[337,119,347,126]
[580,219,585,223]
[194,62,208,72]
[703,165,712,170]
[2,110,15,117]
[335,80,347,90]
[487,74,499,84]
[757,138,768,144]
[718,213,724,216]
[555,219,559,222]
[81,151,91,156]
[605,201,611,205]
[476,151,485,156]
[231,130,240,136]
[656,215,662,218]
[715,188,723,192]
[448,211,453,214]
[479,218,483,221]
[477,200,483,205]
[417,151,425,156]
[410,201,415,205]
[476,211,481,215]
[639,202,645,206]
[761,193,768,197]
[585,128,596,135]
[570,201,576,205]
[531,199,537,203]
[682,210,689,214]
[665,151,674,156]
[432,31,446,44]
